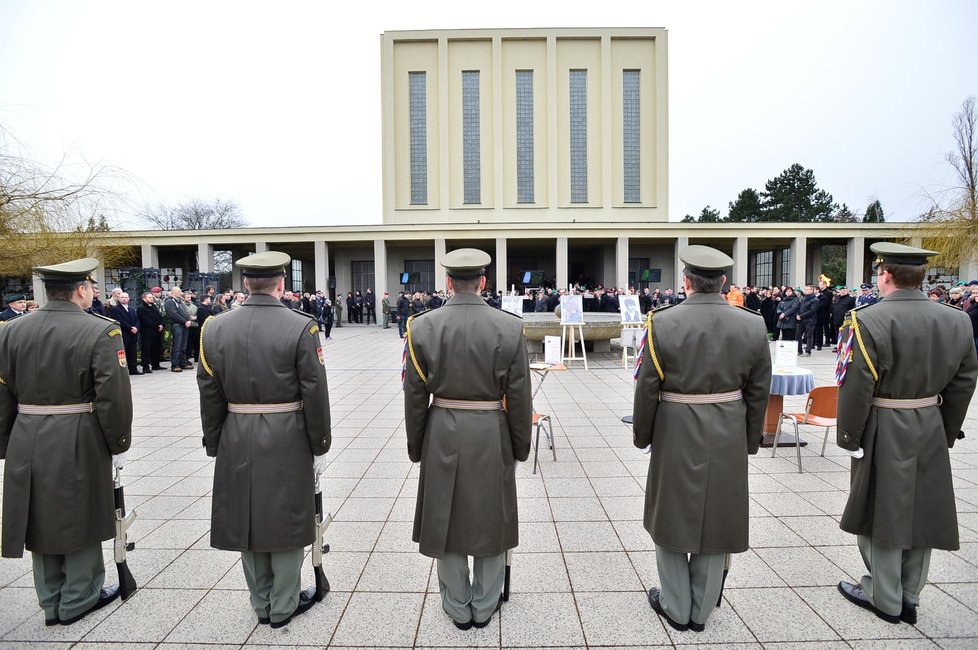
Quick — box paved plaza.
[1,323,977,649]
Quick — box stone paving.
[0,322,977,649]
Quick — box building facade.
[10,28,971,305]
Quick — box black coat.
[137,301,165,334]
[108,303,140,344]
[831,294,856,329]
[816,289,833,325]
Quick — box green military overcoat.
[0,301,133,557]
[836,289,977,550]
[403,292,533,558]
[197,294,331,552]
[633,293,772,554]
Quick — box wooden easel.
[561,324,588,370]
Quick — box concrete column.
[231,250,246,290]
[790,236,808,287]
[33,276,46,307]
[140,244,159,268]
[556,237,568,289]
[674,237,689,290]
[731,236,749,287]
[314,241,329,292]
[197,243,214,274]
[434,238,447,292]
[373,239,387,297]
[616,236,629,289]
[254,241,268,253]
[495,237,507,294]
[810,243,823,282]
[960,255,978,283]
[846,237,866,288]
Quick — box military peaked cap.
[236,251,291,277]
[679,245,733,278]
[442,248,491,280]
[4,293,26,302]
[33,258,99,283]
[870,242,938,267]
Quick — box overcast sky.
[1,0,975,228]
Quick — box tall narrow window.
[516,70,534,203]
[409,71,427,205]
[569,69,588,203]
[623,69,641,203]
[462,71,481,204]
[291,259,303,293]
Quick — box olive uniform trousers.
[437,552,506,625]
[655,545,726,626]
[241,549,304,624]
[857,535,931,616]
[32,544,105,621]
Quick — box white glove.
[112,453,127,470]
[313,453,328,476]
[642,444,652,455]
[849,448,864,459]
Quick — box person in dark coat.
[364,288,377,324]
[815,281,834,350]
[353,290,364,323]
[759,289,777,337]
[775,287,799,341]
[345,292,355,324]
[108,292,142,375]
[835,243,977,624]
[163,287,193,371]
[396,292,411,338]
[197,251,331,628]
[403,249,532,630]
[796,284,819,356]
[0,258,132,626]
[830,286,856,351]
[136,291,165,372]
[633,246,771,632]
[0,294,27,322]
[744,286,761,312]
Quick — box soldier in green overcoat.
[0,258,132,626]
[197,251,332,628]
[835,243,978,624]
[633,246,772,633]
[403,248,532,630]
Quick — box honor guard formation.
[0,245,975,642]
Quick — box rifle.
[716,553,731,607]
[312,474,333,601]
[114,467,138,600]
[501,548,513,601]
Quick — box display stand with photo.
[619,295,642,324]
[620,325,644,368]
[559,295,588,370]
[501,296,524,316]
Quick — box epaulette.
[409,308,432,320]
[499,309,523,319]
[90,312,119,325]
[735,305,762,316]
[292,308,315,319]
[651,303,675,314]
[850,302,873,311]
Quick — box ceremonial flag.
[401,337,408,387]
[835,327,854,385]
[633,328,647,380]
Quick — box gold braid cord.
[849,311,878,382]
[406,314,427,384]
[646,312,664,382]
[199,318,214,377]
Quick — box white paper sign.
[620,327,641,348]
[774,340,798,368]
[559,295,584,325]
[619,295,642,323]
[544,335,562,365]
[501,296,523,316]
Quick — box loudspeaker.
[328,276,336,289]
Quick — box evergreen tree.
[864,199,885,222]
[833,203,858,223]
[727,188,762,222]
[760,163,836,222]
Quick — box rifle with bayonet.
[312,474,333,600]
[114,467,138,600]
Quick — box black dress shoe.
[837,581,900,624]
[257,616,270,625]
[901,603,917,625]
[270,586,317,628]
[142,368,152,374]
[443,604,473,630]
[151,366,164,370]
[688,620,705,632]
[648,587,689,631]
[60,585,120,625]
[472,598,502,628]
[45,615,60,626]
[129,369,142,376]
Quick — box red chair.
[772,385,838,473]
